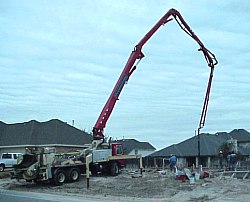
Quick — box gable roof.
[229,129,250,142]
[149,133,224,157]
[0,119,92,146]
[149,129,250,157]
[114,139,156,155]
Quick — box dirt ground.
[1,169,250,201]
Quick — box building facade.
[148,129,250,169]
[0,119,92,155]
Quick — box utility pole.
[197,128,201,166]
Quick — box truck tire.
[110,162,119,176]
[52,169,66,186]
[90,164,97,175]
[67,168,80,183]
[0,164,4,172]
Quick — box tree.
[219,142,244,161]
[219,142,234,158]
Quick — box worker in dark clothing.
[169,154,177,173]
[229,151,237,171]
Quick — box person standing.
[169,154,177,173]
[229,151,237,171]
[219,151,224,169]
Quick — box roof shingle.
[0,119,92,146]
[114,139,156,154]
[149,129,250,157]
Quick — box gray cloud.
[1,1,249,149]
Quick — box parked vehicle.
[0,153,22,172]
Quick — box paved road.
[0,189,100,202]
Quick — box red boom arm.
[92,8,217,140]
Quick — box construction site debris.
[1,169,250,201]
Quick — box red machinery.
[93,8,218,142]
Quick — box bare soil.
[1,169,250,201]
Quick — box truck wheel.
[0,164,4,172]
[110,162,119,176]
[90,165,97,176]
[52,169,66,186]
[67,168,80,182]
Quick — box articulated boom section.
[93,8,218,140]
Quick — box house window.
[134,149,138,155]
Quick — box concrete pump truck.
[11,8,217,186]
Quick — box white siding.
[128,149,155,157]
[0,147,26,156]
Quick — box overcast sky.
[1,0,250,150]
